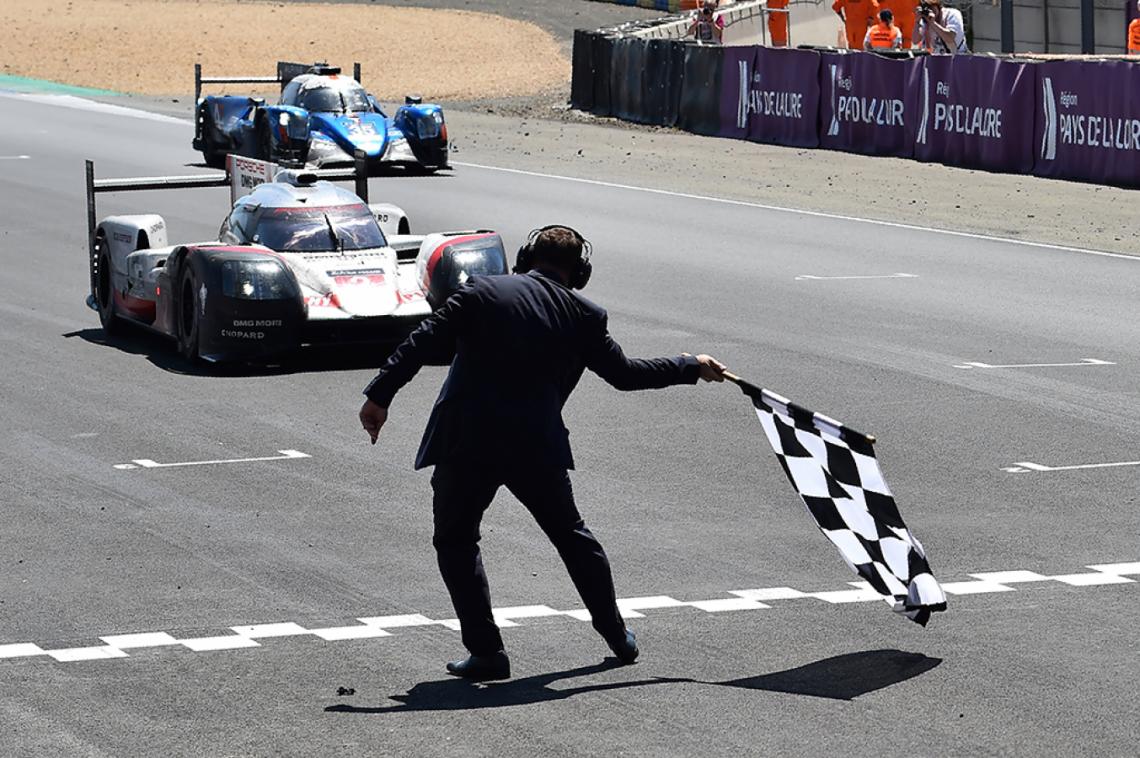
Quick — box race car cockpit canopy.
[219,180,389,253]
[252,205,386,253]
[282,76,372,114]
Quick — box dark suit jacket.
[364,270,700,470]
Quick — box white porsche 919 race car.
[85,157,506,362]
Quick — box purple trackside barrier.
[819,52,917,158]
[719,47,821,148]
[1034,60,1140,188]
[908,55,1036,174]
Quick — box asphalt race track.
[2,91,1139,757]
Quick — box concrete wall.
[958,0,1130,54]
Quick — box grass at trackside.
[0,74,120,96]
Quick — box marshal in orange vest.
[769,0,791,47]
[1129,17,1140,54]
[833,0,880,49]
[876,0,915,48]
[864,10,903,49]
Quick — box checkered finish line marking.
[2,561,1136,664]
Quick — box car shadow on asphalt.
[63,327,401,377]
[324,649,940,713]
[325,660,690,714]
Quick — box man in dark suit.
[359,225,727,681]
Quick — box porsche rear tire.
[95,246,122,337]
[177,266,201,361]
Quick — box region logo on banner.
[819,53,914,158]
[909,56,1034,174]
[1034,61,1140,187]
[719,47,820,148]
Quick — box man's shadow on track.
[325,649,941,713]
[326,660,689,714]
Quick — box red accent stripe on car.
[114,290,157,322]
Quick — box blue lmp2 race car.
[193,62,449,174]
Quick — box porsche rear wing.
[84,153,372,301]
[193,61,363,106]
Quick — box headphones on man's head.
[514,224,593,290]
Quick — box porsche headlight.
[221,260,294,300]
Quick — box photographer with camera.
[687,0,725,45]
[913,0,967,54]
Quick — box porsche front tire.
[177,266,201,361]
[96,247,122,336]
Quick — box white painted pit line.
[794,273,918,281]
[0,155,30,160]
[113,449,310,470]
[954,358,1115,370]
[1003,459,1140,474]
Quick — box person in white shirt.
[914,0,967,54]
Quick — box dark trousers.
[430,462,627,656]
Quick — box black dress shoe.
[607,629,639,665]
[445,651,511,681]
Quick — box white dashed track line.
[2,561,1136,664]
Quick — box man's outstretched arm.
[584,313,726,390]
[359,288,472,444]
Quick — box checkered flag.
[729,375,947,626]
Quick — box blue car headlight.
[222,260,295,300]
[416,111,443,140]
[277,111,310,141]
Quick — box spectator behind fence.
[876,0,915,47]
[833,0,880,50]
[687,0,725,44]
[914,0,967,54]
[865,8,903,49]
[1128,0,1140,54]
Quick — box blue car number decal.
[344,120,377,137]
